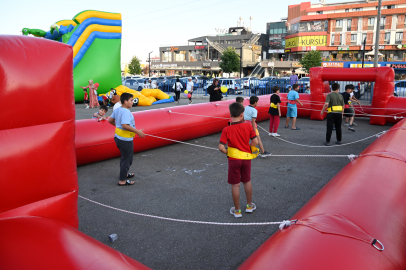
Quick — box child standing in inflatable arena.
[108,93,145,186]
[268,86,282,137]
[83,88,89,109]
[219,102,259,217]
[244,96,271,157]
[229,97,245,125]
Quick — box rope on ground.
[146,134,218,150]
[78,195,295,228]
[257,125,387,148]
[167,110,229,120]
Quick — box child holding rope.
[219,102,259,218]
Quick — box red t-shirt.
[84,92,88,100]
[220,121,257,160]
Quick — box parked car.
[124,78,148,91]
[242,77,260,89]
[218,79,243,95]
[394,80,406,97]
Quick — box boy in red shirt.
[219,102,259,217]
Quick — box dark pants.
[175,91,180,101]
[114,137,133,180]
[189,92,192,102]
[326,113,342,142]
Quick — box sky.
[0,0,350,64]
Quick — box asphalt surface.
[76,99,392,270]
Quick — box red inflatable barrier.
[239,119,406,269]
[75,94,314,165]
[0,35,150,270]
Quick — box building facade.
[151,26,264,77]
[285,0,406,61]
[266,21,288,60]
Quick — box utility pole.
[148,51,153,77]
[240,47,243,78]
[374,0,382,67]
[362,37,366,68]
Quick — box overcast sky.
[1,0,350,64]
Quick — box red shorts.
[228,159,251,185]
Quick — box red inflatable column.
[370,67,395,125]
[310,67,326,120]
[0,36,78,227]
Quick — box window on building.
[380,17,386,29]
[331,34,335,45]
[384,32,390,44]
[347,19,352,30]
[175,51,186,61]
[386,5,395,9]
[189,50,203,61]
[368,17,375,26]
[351,34,357,42]
[316,11,323,14]
[269,29,273,34]
[339,34,342,45]
[395,32,403,44]
[163,51,172,62]
[345,9,349,12]
[336,20,343,27]
[353,8,362,11]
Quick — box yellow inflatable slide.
[104,85,172,106]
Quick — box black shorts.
[84,100,89,104]
[344,107,354,118]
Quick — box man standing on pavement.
[290,70,299,85]
[285,84,303,130]
[208,78,223,102]
[320,83,345,146]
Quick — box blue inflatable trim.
[73,32,121,68]
[67,18,122,47]
[152,96,175,105]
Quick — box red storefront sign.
[195,46,205,50]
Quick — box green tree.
[219,47,240,74]
[128,55,142,75]
[299,50,322,73]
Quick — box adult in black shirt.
[208,78,222,102]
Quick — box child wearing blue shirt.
[285,84,303,130]
[244,96,271,157]
[108,93,145,186]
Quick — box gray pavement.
[76,99,392,270]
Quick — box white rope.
[78,195,294,227]
[146,134,218,150]
[257,125,387,148]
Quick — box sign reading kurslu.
[285,35,327,49]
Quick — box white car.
[218,79,243,95]
[242,77,260,89]
[394,80,406,97]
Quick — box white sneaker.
[85,106,89,109]
[230,207,242,218]
[269,133,274,136]
[245,203,257,213]
[273,133,280,137]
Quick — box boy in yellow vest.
[108,93,145,186]
[218,102,259,217]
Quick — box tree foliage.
[299,50,322,73]
[128,55,142,75]
[219,47,240,74]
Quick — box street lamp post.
[374,0,382,67]
[362,37,366,68]
[148,51,153,77]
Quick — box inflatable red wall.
[239,119,406,269]
[0,35,150,270]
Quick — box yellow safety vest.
[115,127,135,138]
[270,102,278,109]
[327,106,343,113]
[227,146,260,160]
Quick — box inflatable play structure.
[2,35,406,269]
[22,10,172,105]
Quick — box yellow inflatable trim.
[73,10,121,24]
[56,20,77,27]
[141,89,170,100]
[115,85,152,106]
[73,25,122,58]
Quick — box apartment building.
[286,0,406,61]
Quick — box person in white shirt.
[150,81,157,89]
[186,77,194,104]
[113,101,122,111]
